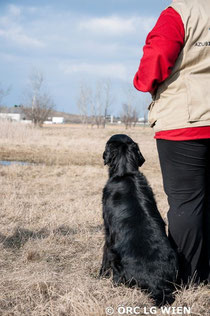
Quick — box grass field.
[0,121,209,316]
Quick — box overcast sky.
[0,0,170,116]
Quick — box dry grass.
[0,121,209,315]
[0,119,42,143]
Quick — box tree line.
[0,69,54,127]
[77,80,149,129]
[0,69,149,128]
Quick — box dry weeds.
[0,122,209,315]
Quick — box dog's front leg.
[99,243,112,278]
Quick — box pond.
[0,160,32,166]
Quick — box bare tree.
[22,69,55,126]
[90,82,103,128]
[121,104,139,129]
[0,83,10,109]
[141,94,150,126]
[121,84,140,128]
[102,79,113,128]
[77,82,91,125]
[90,80,113,128]
[121,103,137,129]
[77,79,113,128]
[132,108,139,127]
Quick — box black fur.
[100,134,178,306]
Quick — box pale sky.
[0,0,171,115]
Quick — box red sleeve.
[133,7,185,94]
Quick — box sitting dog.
[99,134,178,305]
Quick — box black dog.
[99,134,178,305]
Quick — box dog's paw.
[99,268,111,279]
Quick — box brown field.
[0,121,209,316]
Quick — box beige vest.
[149,0,210,132]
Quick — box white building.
[0,113,21,121]
[52,117,64,124]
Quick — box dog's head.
[103,134,145,177]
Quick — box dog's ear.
[103,144,111,165]
[131,142,145,167]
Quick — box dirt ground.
[0,122,209,315]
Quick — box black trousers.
[156,139,210,284]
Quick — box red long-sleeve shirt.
[134,7,210,140]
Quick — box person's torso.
[149,0,210,132]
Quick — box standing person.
[134,0,210,285]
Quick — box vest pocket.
[186,74,210,122]
[148,101,157,127]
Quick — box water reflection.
[0,160,32,166]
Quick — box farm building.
[0,113,22,121]
[52,117,64,124]
[44,117,64,124]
